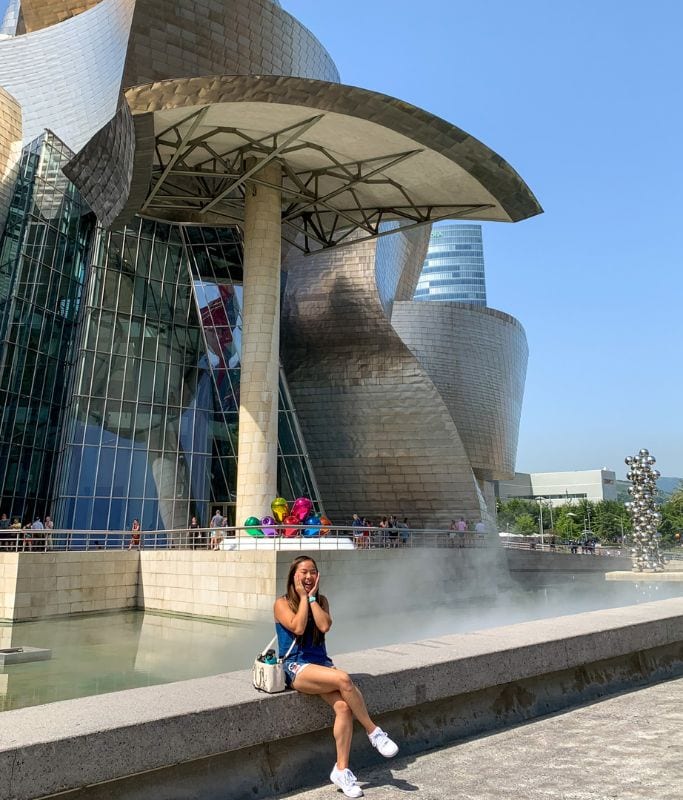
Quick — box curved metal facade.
[0,0,135,151]
[0,87,22,239]
[0,0,535,528]
[391,302,528,481]
[282,231,491,528]
[0,0,338,154]
[121,0,339,89]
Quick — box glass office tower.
[413,223,487,306]
[0,132,319,530]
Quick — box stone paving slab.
[278,676,683,800]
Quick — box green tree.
[496,499,539,531]
[514,513,538,535]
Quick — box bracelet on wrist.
[308,595,317,603]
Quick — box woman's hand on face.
[310,572,320,597]
[294,574,308,598]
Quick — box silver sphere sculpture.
[624,448,664,572]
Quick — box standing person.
[351,513,366,549]
[9,517,21,551]
[274,556,398,798]
[448,519,457,547]
[456,516,467,547]
[0,513,9,550]
[189,515,202,549]
[44,515,55,551]
[209,508,224,551]
[31,517,44,551]
[398,517,410,547]
[128,518,142,550]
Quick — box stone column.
[235,160,282,527]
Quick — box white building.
[496,469,617,507]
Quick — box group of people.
[447,517,488,546]
[350,514,410,548]
[0,513,54,550]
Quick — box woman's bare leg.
[293,664,375,734]
[322,691,353,770]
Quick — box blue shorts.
[284,657,334,687]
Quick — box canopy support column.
[235,160,282,527]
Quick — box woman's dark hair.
[285,555,323,645]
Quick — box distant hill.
[657,476,682,498]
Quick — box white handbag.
[252,635,296,693]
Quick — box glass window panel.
[95,448,115,494]
[129,451,148,496]
[73,498,93,531]
[108,498,126,531]
[92,499,110,530]
[78,446,98,494]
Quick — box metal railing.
[0,526,494,552]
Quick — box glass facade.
[0,135,320,530]
[0,132,92,522]
[414,223,487,306]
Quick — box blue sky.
[3,1,681,478]
[283,0,683,479]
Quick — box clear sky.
[282,0,683,479]
[2,0,681,479]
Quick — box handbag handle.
[261,634,297,660]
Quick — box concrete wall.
[0,598,681,800]
[0,553,139,621]
[138,551,277,622]
[0,546,632,623]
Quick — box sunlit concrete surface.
[607,570,683,582]
[280,676,683,800]
[0,599,681,799]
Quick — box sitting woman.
[274,555,398,798]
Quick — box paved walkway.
[279,677,683,800]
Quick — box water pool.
[1,577,681,711]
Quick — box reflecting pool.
[1,577,681,711]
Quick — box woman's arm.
[274,596,309,635]
[274,574,310,636]
[309,593,332,633]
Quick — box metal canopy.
[144,108,497,253]
[67,75,542,250]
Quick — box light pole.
[537,497,546,547]
[566,512,578,548]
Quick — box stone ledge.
[606,570,683,581]
[0,598,682,800]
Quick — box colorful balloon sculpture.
[282,514,300,538]
[261,515,278,537]
[319,515,332,536]
[291,497,313,522]
[271,497,289,523]
[244,516,263,537]
[302,514,321,537]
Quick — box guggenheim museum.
[0,0,541,532]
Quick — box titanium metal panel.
[16,1,104,33]
[0,87,21,239]
[282,231,489,528]
[392,302,528,480]
[0,0,135,151]
[121,0,339,89]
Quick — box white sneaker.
[368,726,399,758]
[330,765,364,798]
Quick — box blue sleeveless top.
[276,608,331,665]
